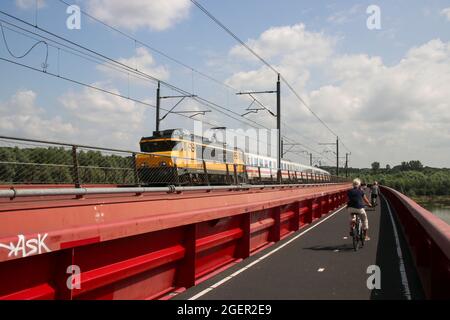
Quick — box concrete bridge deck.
[176,195,425,300]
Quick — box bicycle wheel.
[352,227,358,251]
[360,229,365,248]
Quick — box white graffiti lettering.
[0,234,51,258]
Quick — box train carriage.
[135,129,331,185]
[136,129,246,185]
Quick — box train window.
[141,140,181,152]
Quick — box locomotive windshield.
[141,140,182,153]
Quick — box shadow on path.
[303,243,355,252]
[370,196,425,300]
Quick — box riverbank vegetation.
[326,161,450,197]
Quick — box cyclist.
[371,181,379,206]
[348,178,372,241]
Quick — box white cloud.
[87,0,191,31]
[225,22,450,167]
[226,22,333,106]
[307,39,450,166]
[0,88,157,154]
[59,83,149,149]
[330,54,385,82]
[0,90,76,140]
[97,47,170,82]
[15,0,45,9]
[230,23,335,67]
[441,7,450,21]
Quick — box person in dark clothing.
[371,181,380,206]
[347,178,372,240]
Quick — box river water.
[413,197,450,225]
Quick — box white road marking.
[318,268,325,272]
[188,288,213,300]
[187,205,347,300]
[382,195,412,300]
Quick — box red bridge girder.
[382,186,450,300]
[0,184,350,300]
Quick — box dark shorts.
[371,194,378,198]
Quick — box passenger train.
[136,129,331,185]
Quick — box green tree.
[0,148,15,183]
[371,161,380,173]
[408,160,423,171]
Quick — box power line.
[49,3,335,159]
[54,1,345,158]
[0,56,223,129]
[0,19,154,83]
[0,16,317,160]
[0,21,48,70]
[57,0,237,93]
[50,3,293,139]
[190,0,279,75]
[0,9,333,164]
[0,11,270,132]
[190,0,351,152]
[0,21,277,157]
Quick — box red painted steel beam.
[0,283,55,300]
[0,184,350,300]
[381,186,450,299]
[0,184,350,263]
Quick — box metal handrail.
[382,186,450,258]
[0,182,350,199]
[0,135,350,187]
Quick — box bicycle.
[350,213,366,251]
[371,194,378,207]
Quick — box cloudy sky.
[0,0,449,168]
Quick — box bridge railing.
[0,181,350,300]
[0,136,348,187]
[381,186,450,299]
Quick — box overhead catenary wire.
[0,56,223,129]
[0,21,48,70]
[53,3,336,160]
[54,0,333,158]
[57,0,238,93]
[0,9,335,164]
[0,17,309,160]
[189,0,351,153]
[0,28,334,164]
[0,11,265,131]
[0,19,153,84]
[0,20,283,158]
